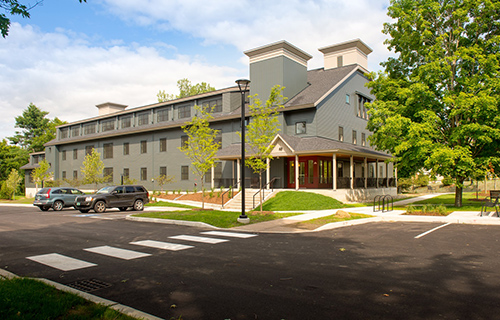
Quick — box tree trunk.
[455,182,463,207]
[201,180,205,210]
[259,172,263,212]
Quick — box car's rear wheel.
[53,200,64,211]
[94,201,106,213]
[39,206,49,211]
[119,207,128,211]
[79,209,89,213]
[133,199,144,211]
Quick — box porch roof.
[217,134,391,160]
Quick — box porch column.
[350,155,354,189]
[333,154,337,191]
[237,158,241,189]
[295,155,299,190]
[386,162,389,188]
[364,157,368,189]
[211,165,215,189]
[376,159,379,188]
[266,158,270,190]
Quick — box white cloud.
[0,23,240,141]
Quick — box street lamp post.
[236,79,250,223]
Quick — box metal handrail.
[221,179,240,209]
[253,177,280,209]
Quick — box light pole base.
[237,217,250,224]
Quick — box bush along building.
[21,39,396,202]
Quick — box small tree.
[179,105,220,209]
[244,85,285,212]
[81,149,107,192]
[31,159,52,191]
[2,169,22,199]
[156,174,175,192]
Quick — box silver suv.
[33,187,86,211]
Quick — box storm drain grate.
[66,279,112,292]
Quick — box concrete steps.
[224,188,275,211]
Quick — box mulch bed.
[155,192,234,205]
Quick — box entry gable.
[269,134,295,157]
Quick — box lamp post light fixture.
[236,79,250,224]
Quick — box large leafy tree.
[245,85,285,212]
[157,78,215,102]
[81,148,106,192]
[1,0,86,37]
[0,139,28,181]
[9,103,66,152]
[179,104,220,209]
[367,0,500,207]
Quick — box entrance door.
[287,157,318,188]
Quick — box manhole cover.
[66,279,112,292]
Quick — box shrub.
[436,205,447,216]
[406,204,416,214]
[398,177,413,192]
[415,175,430,187]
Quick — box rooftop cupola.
[244,40,312,102]
[319,39,372,71]
[96,102,128,116]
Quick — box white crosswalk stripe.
[201,231,257,238]
[130,240,194,251]
[169,235,229,244]
[27,253,97,271]
[84,246,151,260]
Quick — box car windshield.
[96,186,115,194]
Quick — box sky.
[0,0,394,142]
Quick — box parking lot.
[1,205,500,319]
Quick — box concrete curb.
[0,269,163,320]
[126,214,219,229]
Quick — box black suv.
[74,185,149,213]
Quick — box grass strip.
[291,212,373,230]
[145,201,195,209]
[0,277,137,320]
[410,192,488,211]
[134,210,304,228]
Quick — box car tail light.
[45,189,51,198]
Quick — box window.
[102,119,115,132]
[181,135,188,148]
[140,140,147,154]
[346,94,350,104]
[73,149,78,160]
[103,143,113,159]
[123,168,129,179]
[202,98,222,113]
[73,171,78,179]
[62,171,66,179]
[83,122,96,135]
[71,126,80,137]
[357,95,371,120]
[103,167,113,183]
[337,55,343,67]
[121,115,132,129]
[140,167,147,181]
[295,122,306,135]
[137,112,149,126]
[178,105,191,119]
[352,130,357,145]
[85,145,94,155]
[362,133,366,146]
[339,127,344,142]
[123,143,129,155]
[159,138,167,152]
[160,166,167,177]
[62,150,66,161]
[157,109,169,122]
[60,128,68,139]
[337,162,344,178]
[181,166,189,180]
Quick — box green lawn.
[261,191,357,211]
[0,277,138,320]
[145,201,195,209]
[407,192,487,211]
[0,196,34,204]
[134,210,304,228]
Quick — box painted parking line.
[415,222,452,239]
[169,235,229,244]
[84,246,151,260]
[27,253,97,271]
[201,231,257,238]
[130,240,194,251]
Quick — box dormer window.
[295,122,306,135]
[60,128,68,139]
